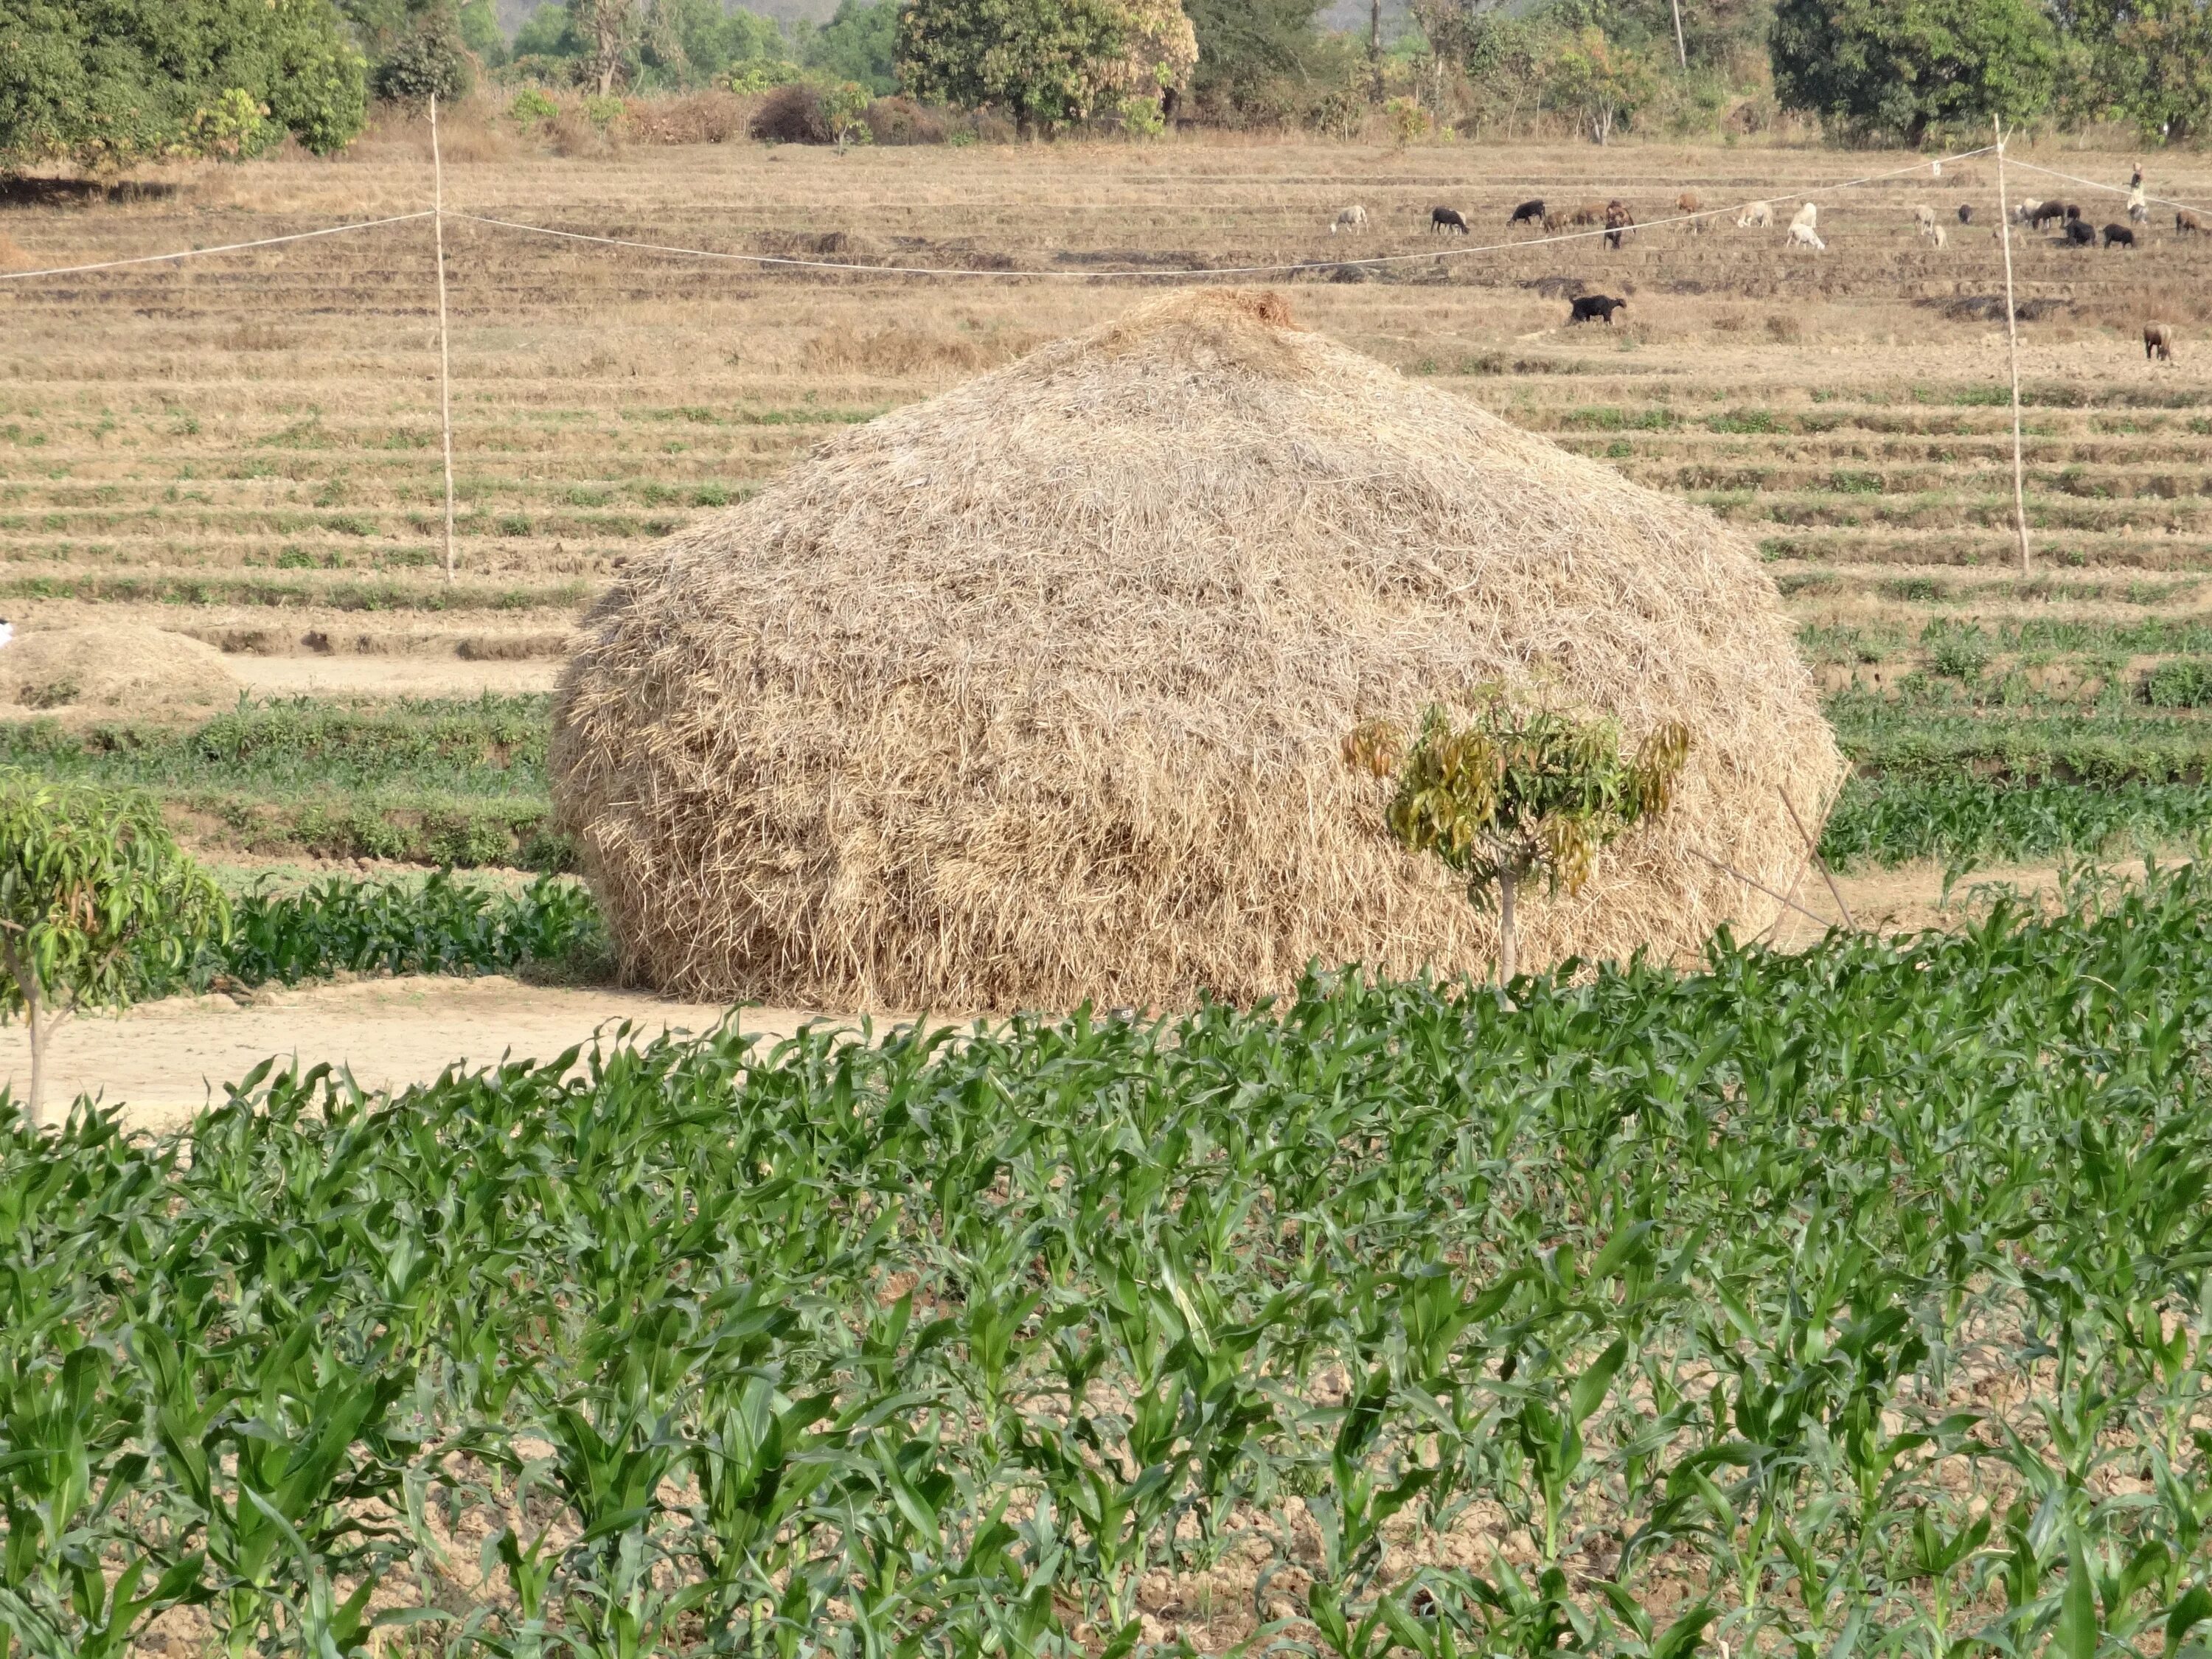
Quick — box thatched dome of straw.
[552,289,1844,1010]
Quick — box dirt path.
[0,978,876,1133]
[225,654,562,698]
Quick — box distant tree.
[1540,24,1659,142]
[1346,694,1690,985]
[2057,0,2212,141]
[367,1,475,101]
[459,0,508,63]
[0,777,227,1127]
[806,0,899,94]
[1183,0,1336,117]
[899,0,1196,133]
[0,0,367,173]
[1770,0,2058,145]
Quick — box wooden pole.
[1993,116,2031,575]
[1669,0,1687,68]
[432,93,459,585]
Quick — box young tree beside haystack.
[1347,693,1690,984]
[0,776,226,1127]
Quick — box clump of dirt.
[0,625,238,715]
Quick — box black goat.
[1568,294,1628,324]
[1509,199,1545,226]
[2065,219,2097,246]
[2103,223,2137,248]
[1430,206,1468,234]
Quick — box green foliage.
[370,2,475,102]
[2060,0,2212,140]
[804,0,899,94]
[1770,0,2059,144]
[2145,658,2212,709]
[726,55,805,89]
[0,0,368,172]
[458,0,506,63]
[1350,693,1689,979]
[1540,23,1660,142]
[1822,775,2212,869]
[1183,0,1340,121]
[897,0,1132,128]
[0,775,226,1122]
[508,85,560,123]
[13,868,2212,1647]
[187,872,604,990]
[1382,91,1431,141]
[821,77,875,144]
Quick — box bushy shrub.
[863,95,951,143]
[373,10,474,105]
[728,59,806,92]
[749,82,832,142]
[508,87,561,126]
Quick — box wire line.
[0,211,436,282]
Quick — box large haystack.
[553,290,1844,1010]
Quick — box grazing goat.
[2145,321,2176,361]
[1569,201,1607,226]
[1791,201,1819,232]
[1788,221,1826,252]
[1430,206,1468,235]
[1568,293,1628,324]
[1509,199,1545,227]
[1958,204,1974,225]
[2065,219,2097,246]
[1913,204,1937,236]
[2027,201,2066,228]
[2179,209,2207,237]
[1927,224,1947,248]
[1330,204,1368,234]
[1604,200,1635,248]
[2064,204,2083,222]
[2104,223,2137,249]
[1736,201,1773,229]
[1676,191,1705,234]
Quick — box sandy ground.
[0,978,896,1133]
[225,654,562,698]
[2,855,2133,1135]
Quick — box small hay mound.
[553,290,1844,1010]
[0,625,237,714]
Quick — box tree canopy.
[0,0,366,171]
[898,0,1195,131]
[1771,0,2059,144]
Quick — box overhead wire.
[0,146,2000,287]
[0,211,434,282]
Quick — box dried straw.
[552,290,1843,1010]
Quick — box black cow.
[1509,198,1545,226]
[2065,219,2097,246]
[1568,294,1628,325]
[2103,223,2137,248]
[1430,206,1469,234]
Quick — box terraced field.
[1,127,2208,878]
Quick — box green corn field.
[7,863,2212,1655]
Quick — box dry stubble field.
[2,128,2211,1097]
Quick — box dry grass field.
[1,126,2209,877]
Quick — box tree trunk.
[1497,870,1516,985]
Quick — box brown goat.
[1604,199,1635,249]
[2145,321,2176,361]
[2179,209,2207,237]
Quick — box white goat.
[1913,204,1937,236]
[1330,204,1368,235]
[1791,201,1819,232]
[1736,201,1773,229]
[1788,221,1826,252]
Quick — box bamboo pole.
[1993,116,2031,575]
[432,93,459,584]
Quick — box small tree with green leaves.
[1346,692,1690,984]
[0,776,227,1127]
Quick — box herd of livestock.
[1324,173,2199,349]
[1329,187,2206,255]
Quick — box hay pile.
[553,290,1844,1010]
[0,625,237,714]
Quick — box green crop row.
[0,695,551,796]
[9,872,2212,1654]
[1821,773,2212,869]
[174,872,605,993]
